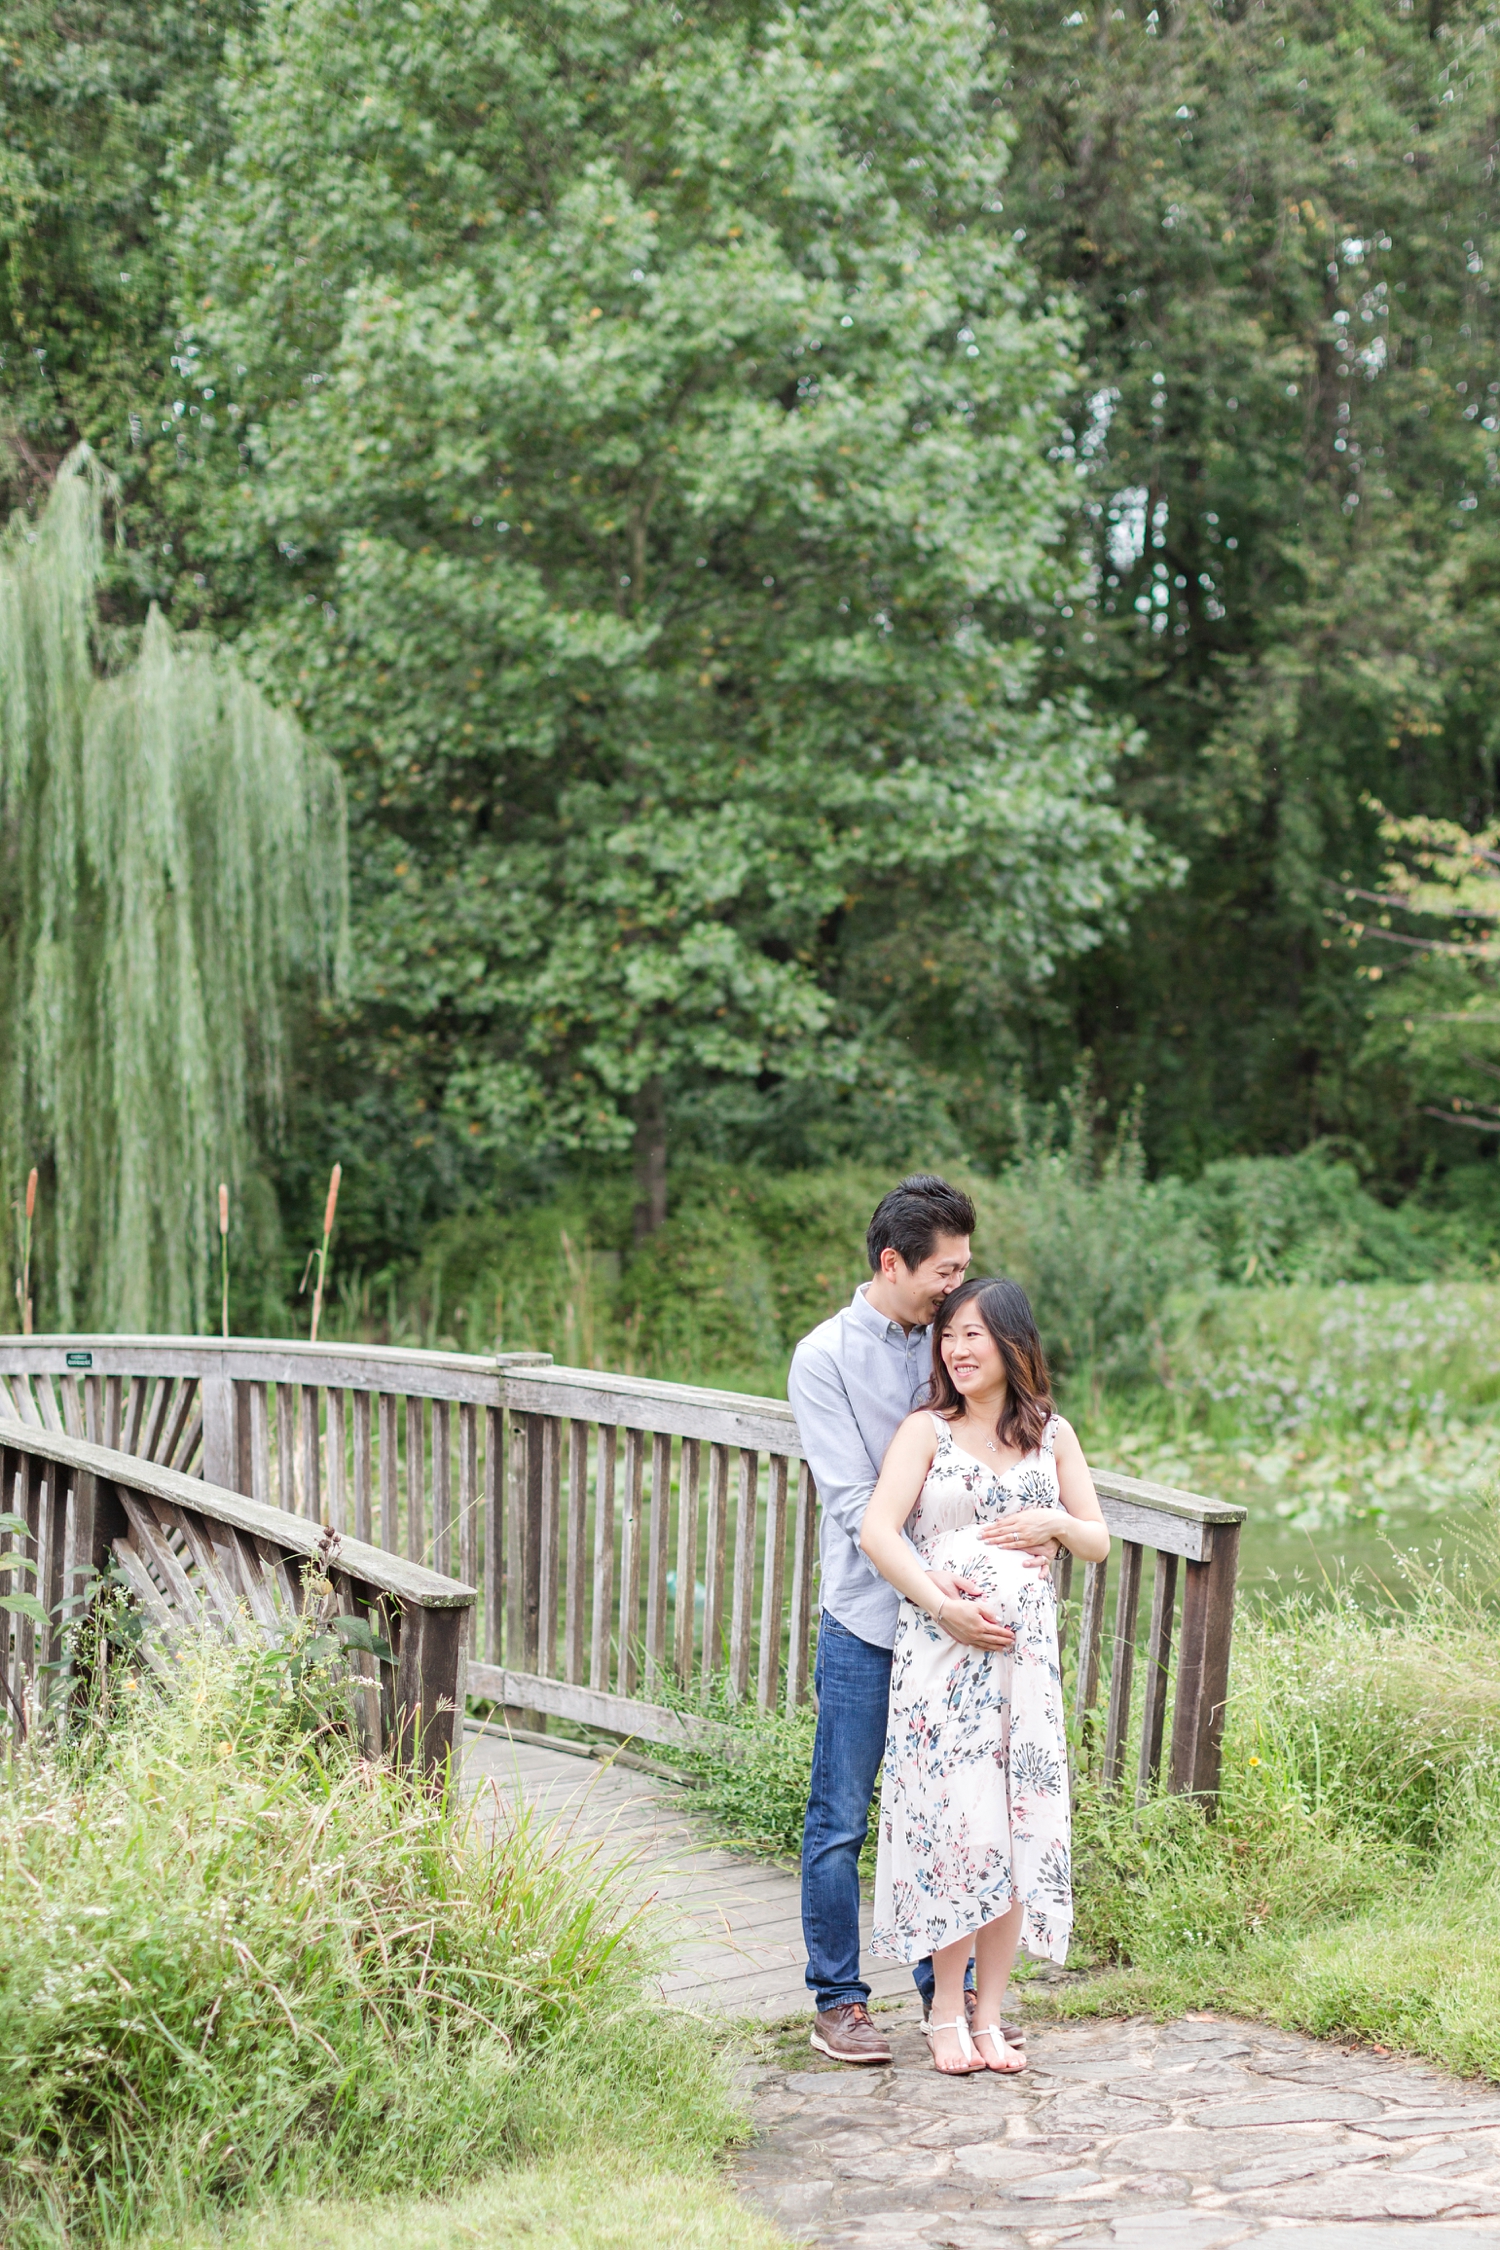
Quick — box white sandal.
[973,2020,1026,2074]
[926,2017,983,2075]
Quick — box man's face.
[881,1233,971,1326]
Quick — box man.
[788,1173,1017,2066]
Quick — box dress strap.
[927,1410,951,1441]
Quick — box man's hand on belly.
[927,1567,1016,1651]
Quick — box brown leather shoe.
[810,2001,893,2065]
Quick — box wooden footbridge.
[0,1334,1246,1817]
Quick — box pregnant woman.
[860,1277,1109,2077]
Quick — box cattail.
[218,1182,230,1340]
[219,1182,229,1236]
[16,1165,37,1335]
[310,1162,342,1345]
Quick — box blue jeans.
[802,1611,956,2013]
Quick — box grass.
[0,1629,753,2248]
[673,1523,1500,2085]
[165,2155,782,2250]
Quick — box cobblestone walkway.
[736,2002,1500,2247]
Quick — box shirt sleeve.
[786,1339,880,1544]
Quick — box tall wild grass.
[0,1632,741,2247]
[678,1531,1500,2078]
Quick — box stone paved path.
[736,2003,1500,2247]
[470,1732,1500,2247]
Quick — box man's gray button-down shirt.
[787,1283,933,1652]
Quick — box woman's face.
[940,1307,1005,1399]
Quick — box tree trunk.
[632,1076,668,1244]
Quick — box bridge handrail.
[0,1333,1246,1801]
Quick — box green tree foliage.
[993,0,1500,1180]
[0,2,254,567]
[0,451,346,1329]
[176,0,1165,1247]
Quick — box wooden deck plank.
[463,1726,916,2023]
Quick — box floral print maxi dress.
[870,1413,1072,1967]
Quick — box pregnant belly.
[922,1524,1051,1619]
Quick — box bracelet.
[934,1596,947,1628]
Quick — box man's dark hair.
[865,1174,977,1275]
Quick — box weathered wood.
[276,1383,296,1516]
[468,1660,732,1754]
[1102,1540,1144,1793]
[484,1404,503,1664]
[300,1386,321,1521]
[618,1427,645,1697]
[0,1424,476,1611]
[644,1430,672,1694]
[202,1376,236,1490]
[352,1390,373,1544]
[39,1450,67,1675]
[123,1374,148,1455]
[564,1418,588,1685]
[431,1398,452,1579]
[121,1491,204,1628]
[786,1462,815,1710]
[729,1448,759,1705]
[757,1455,788,1713]
[405,1395,426,1566]
[458,1403,479,1654]
[59,1373,84,1438]
[34,1374,63,1435]
[248,1384,270,1507]
[674,1436,701,1685]
[1169,1520,1240,1805]
[394,1600,465,1772]
[701,1442,730,1688]
[1073,1555,1109,1730]
[144,1377,177,1467]
[1055,1548,1074,1660]
[0,1337,550,1401]
[589,1423,617,1692]
[537,1415,561,1677]
[505,1365,802,1456]
[1137,1548,1179,1804]
[378,1393,399,1551]
[327,1387,348,1532]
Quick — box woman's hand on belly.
[978,1509,1062,1566]
[925,1566,1016,1651]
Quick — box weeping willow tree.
[0,448,347,1331]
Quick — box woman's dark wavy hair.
[925,1278,1055,1455]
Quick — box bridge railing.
[0,1336,1246,1799]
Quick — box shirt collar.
[849,1282,928,1346]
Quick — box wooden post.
[352,1391,373,1543]
[674,1436,701,1686]
[701,1442,730,1691]
[431,1399,452,1579]
[393,1601,466,1774]
[1169,1522,1240,1806]
[537,1415,561,1678]
[564,1419,589,1685]
[1102,1540,1143,1793]
[276,1384,296,1515]
[378,1393,399,1551]
[249,1384,271,1507]
[644,1431,672,1694]
[327,1388,347,1532]
[405,1395,425,1565]
[756,1454,788,1712]
[201,1377,237,1490]
[618,1428,645,1697]
[1072,1555,1109,1735]
[484,1403,504,1665]
[785,1463,816,1709]
[589,1423,617,1691]
[458,1403,479,1651]
[728,1448,759,1705]
[1137,1549,1178,1805]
